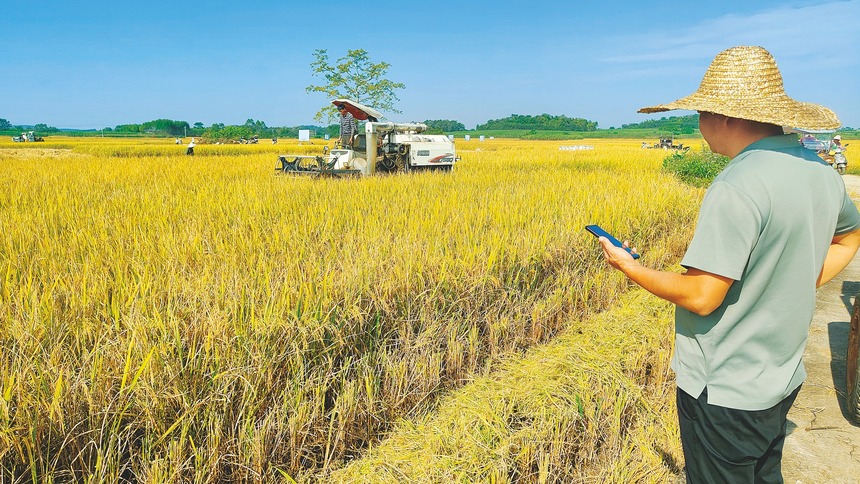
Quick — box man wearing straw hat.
[598,46,860,481]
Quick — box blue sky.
[2,0,858,130]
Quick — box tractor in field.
[276,99,458,177]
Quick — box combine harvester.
[277,99,458,177]
[12,131,44,142]
[644,135,687,150]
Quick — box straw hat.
[638,46,840,130]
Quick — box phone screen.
[585,224,640,259]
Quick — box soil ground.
[781,174,860,483]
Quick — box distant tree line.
[0,113,698,139]
[204,120,339,141]
[106,118,339,140]
[101,118,468,140]
[423,119,466,132]
[114,119,191,136]
[0,118,60,133]
[5,112,858,139]
[477,114,598,131]
[622,114,699,134]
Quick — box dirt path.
[782,174,860,483]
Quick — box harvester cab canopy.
[332,99,384,121]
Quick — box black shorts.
[677,385,801,483]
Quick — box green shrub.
[662,146,729,187]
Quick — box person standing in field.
[186,138,196,156]
[597,46,860,482]
[337,104,357,148]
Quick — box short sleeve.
[835,190,860,235]
[681,181,761,281]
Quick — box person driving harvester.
[337,104,357,148]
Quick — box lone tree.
[306,49,405,123]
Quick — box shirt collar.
[738,133,800,156]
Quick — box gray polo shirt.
[674,134,860,411]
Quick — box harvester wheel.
[847,292,860,423]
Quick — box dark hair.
[337,104,346,110]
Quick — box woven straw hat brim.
[638,46,840,131]
[638,95,840,131]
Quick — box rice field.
[0,136,703,482]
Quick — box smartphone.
[585,224,640,259]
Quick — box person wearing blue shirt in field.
[597,46,860,482]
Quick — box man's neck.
[723,120,783,158]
